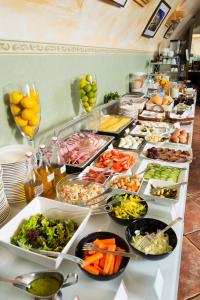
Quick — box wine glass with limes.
[9,83,41,147]
[79,74,97,113]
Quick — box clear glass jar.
[129,72,146,92]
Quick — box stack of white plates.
[0,145,33,203]
[0,165,10,225]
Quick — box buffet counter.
[0,95,196,300]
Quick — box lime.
[84,84,92,93]
[82,95,89,102]
[87,91,95,98]
[80,89,86,97]
[86,74,93,83]
[91,82,97,92]
[88,98,95,105]
[80,78,87,88]
[85,106,92,113]
[83,103,89,109]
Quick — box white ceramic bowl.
[0,197,91,269]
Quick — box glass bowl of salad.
[125,218,177,260]
[106,193,148,226]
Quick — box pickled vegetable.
[151,185,177,199]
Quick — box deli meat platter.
[58,131,114,170]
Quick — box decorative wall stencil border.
[0,39,154,55]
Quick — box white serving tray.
[140,143,193,166]
[135,159,187,183]
[130,125,167,137]
[0,197,91,269]
[143,179,182,205]
[146,101,173,112]
[108,173,144,195]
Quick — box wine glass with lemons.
[79,74,97,113]
[9,83,41,147]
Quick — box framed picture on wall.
[112,0,128,7]
[164,21,180,39]
[142,0,171,38]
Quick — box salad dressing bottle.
[24,151,44,203]
[50,136,66,184]
[38,144,55,199]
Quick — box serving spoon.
[0,276,30,289]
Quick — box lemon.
[32,104,40,114]
[80,78,87,88]
[22,125,35,137]
[84,84,92,93]
[11,104,21,115]
[21,109,35,121]
[29,89,39,100]
[29,115,40,126]
[21,97,37,108]
[15,116,28,127]
[10,91,23,104]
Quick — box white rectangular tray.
[140,143,193,166]
[143,179,182,205]
[135,159,188,183]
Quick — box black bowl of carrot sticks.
[75,231,130,280]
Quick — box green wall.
[0,53,152,147]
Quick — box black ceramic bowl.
[107,193,148,226]
[75,231,130,281]
[125,218,177,260]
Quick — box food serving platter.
[135,159,188,183]
[91,148,138,175]
[138,110,166,122]
[140,143,193,166]
[112,135,146,152]
[60,134,115,172]
[97,114,135,137]
[143,179,182,205]
[0,197,91,269]
[108,173,144,195]
[165,125,192,147]
[137,120,173,129]
[130,125,168,137]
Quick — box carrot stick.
[114,255,123,273]
[103,245,116,274]
[93,259,99,265]
[93,241,108,249]
[116,247,126,252]
[94,238,116,246]
[81,253,103,267]
[88,250,96,255]
[93,264,106,275]
[99,258,106,268]
[81,264,99,275]
[108,255,115,275]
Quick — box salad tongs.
[17,242,86,265]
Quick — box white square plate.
[0,197,91,269]
[143,179,182,205]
